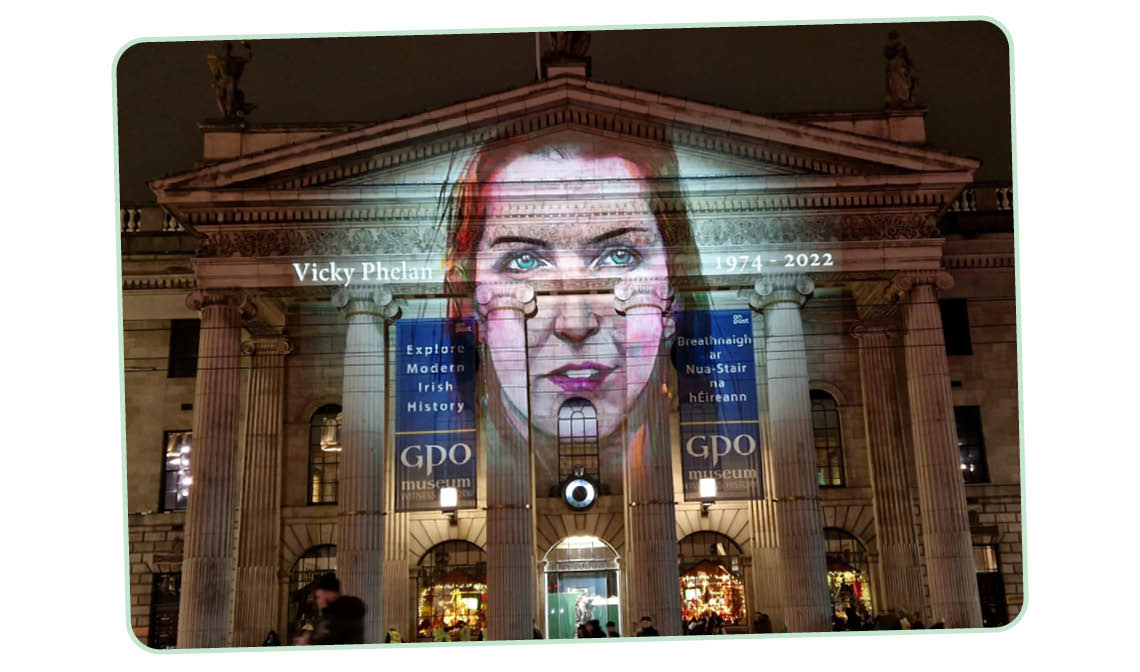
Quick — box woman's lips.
[545,362,616,392]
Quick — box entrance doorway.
[824,528,873,624]
[543,536,621,639]
[677,532,748,634]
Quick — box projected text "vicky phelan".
[291,261,435,286]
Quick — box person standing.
[635,616,660,636]
[308,573,367,645]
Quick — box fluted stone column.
[851,323,925,617]
[748,275,830,633]
[889,272,982,628]
[232,335,291,647]
[615,279,682,636]
[381,511,410,640]
[178,290,255,649]
[746,310,785,630]
[477,282,537,641]
[333,286,399,643]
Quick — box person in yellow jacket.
[384,626,402,643]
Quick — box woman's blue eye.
[598,248,639,268]
[506,253,541,271]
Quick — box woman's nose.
[552,295,601,343]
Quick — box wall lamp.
[440,487,459,526]
[698,478,717,517]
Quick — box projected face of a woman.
[474,153,670,440]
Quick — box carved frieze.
[195,213,938,258]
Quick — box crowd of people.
[830,605,946,631]
[263,576,945,647]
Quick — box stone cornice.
[123,274,195,291]
[192,213,939,258]
[942,253,1014,269]
[164,176,965,225]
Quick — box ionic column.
[232,335,291,647]
[333,286,399,643]
[889,272,982,628]
[178,290,255,649]
[746,311,784,630]
[851,323,925,617]
[476,282,537,641]
[615,279,682,636]
[748,275,830,633]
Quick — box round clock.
[562,475,598,511]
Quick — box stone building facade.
[121,67,1019,648]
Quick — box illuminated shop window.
[543,536,620,639]
[824,528,873,620]
[955,406,990,484]
[416,541,487,640]
[557,398,600,483]
[678,532,747,631]
[287,545,336,640]
[811,390,845,487]
[308,405,342,504]
[147,572,181,649]
[160,430,192,511]
[167,319,200,378]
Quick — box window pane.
[940,299,973,356]
[955,406,990,484]
[309,405,342,504]
[167,319,200,378]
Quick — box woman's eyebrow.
[587,227,651,245]
[488,236,549,248]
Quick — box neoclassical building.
[121,52,1019,648]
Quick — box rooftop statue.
[546,31,591,59]
[883,31,919,108]
[206,41,256,122]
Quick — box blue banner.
[395,318,478,511]
[674,310,764,501]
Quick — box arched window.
[287,544,336,639]
[543,536,620,639]
[308,405,342,504]
[416,541,487,640]
[677,532,747,629]
[824,528,872,617]
[811,390,845,487]
[557,398,599,483]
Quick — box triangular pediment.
[151,76,977,216]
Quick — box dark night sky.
[115,21,1011,204]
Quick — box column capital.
[612,277,673,315]
[475,281,536,316]
[333,285,400,319]
[185,289,257,319]
[240,335,293,357]
[748,273,814,311]
[851,320,898,343]
[887,271,954,302]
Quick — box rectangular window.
[161,430,192,511]
[955,406,990,484]
[167,319,200,378]
[147,572,182,648]
[939,299,973,356]
[973,544,1008,627]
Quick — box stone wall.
[127,512,186,644]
